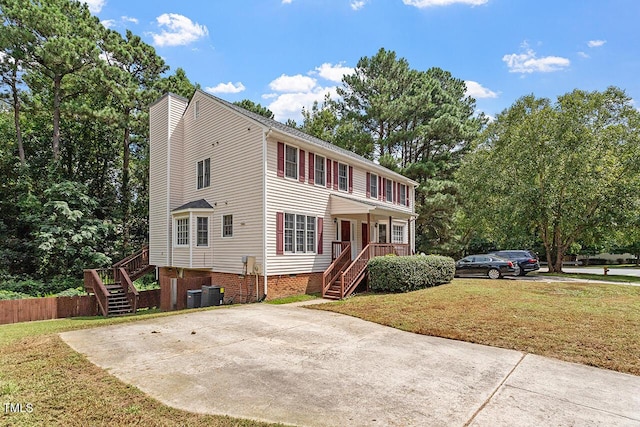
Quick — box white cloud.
[351,1,367,10]
[83,0,105,13]
[101,19,116,29]
[465,81,498,99]
[314,62,355,83]
[151,13,209,47]
[269,74,317,92]
[282,0,293,3]
[266,87,339,123]
[403,0,487,7]
[122,16,139,25]
[577,51,589,59]
[587,40,606,48]
[502,46,570,73]
[205,82,246,94]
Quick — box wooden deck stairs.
[322,242,410,300]
[83,246,153,316]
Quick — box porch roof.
[329,194,415,219]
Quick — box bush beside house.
[368,255,455,293]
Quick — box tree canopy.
[457,87,640,271]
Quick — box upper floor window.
[176,217,189,246]
[197,158,210,189]
[315,155,325,186]
[370,173,378,199]
[194,100,200,119]
[197,217,208,247]
[222,214,233,237]
[285,145,298,179]
[386,179,393,203]
[399,184,407,206]
[338,163,348,192]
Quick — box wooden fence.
[0,289,161,325]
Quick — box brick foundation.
[158,267,323,309]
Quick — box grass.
[540,271,640,284]
[266,293,320,305]
[313,278,640,376]
[0,310,283,426]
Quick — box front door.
[341,220,351,243]
[362,223,369,247]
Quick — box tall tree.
[1,0,103,161]
[233,99,274,119]
[457,87,640,272]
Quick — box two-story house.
[149,90,417,305]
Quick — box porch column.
[388,216,392,243]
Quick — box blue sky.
[86,0,640,122]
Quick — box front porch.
[322,194,415,299]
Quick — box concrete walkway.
[60,303,640,427]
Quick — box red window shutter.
[276,212,284,255]
[299,149,305,183]
[366,172,371,198]
[308,152,314,185]
[277,142,284,177]
[349,166,353,193]
[326,158,331,188]
[317,217,323,254]
[378,176,383,200]
[394,182,398,204]
[382,178,387,200]
[333,161,338,190]
[405,186,410,207]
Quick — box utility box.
[187,289,202,309]
[202,285,225,307]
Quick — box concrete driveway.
[61,303,640,427]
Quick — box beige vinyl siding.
[176,92,265,273]
[266,138,416,275]
[149,94,187,267]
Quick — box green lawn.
[540,271,640,283]
[313,278,640,376]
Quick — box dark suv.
[489,250,540,276]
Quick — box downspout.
[167,96,172,267]
[262,128,270,299]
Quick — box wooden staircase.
[322,242,410,300]
[84,246,153,316]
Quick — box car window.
[475,255,488,262]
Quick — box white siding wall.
[265,137,415,275]
[177,92,265,273]
[149,94,187,267]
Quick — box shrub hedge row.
[367,254,455,293]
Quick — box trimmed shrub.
[367,255,455,293]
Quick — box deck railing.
[331,241,350,261]
[112,246,152,282]
[117,267,139,313]
[323,243,351,297]
[84,269,111,316]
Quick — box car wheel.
[488,268,501,280]
[518,269,526,276]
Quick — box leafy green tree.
[458,87,640,272]
[233,99,274,119]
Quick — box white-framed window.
[370,173,378,199]
[176,217,189,246]
[386,179,393,202]
[378,224,387,243]
[399,184,407,205]
[285,145,298,179]
[197,158,210,189]
[197,217,208,247]
[338,163,348,191]
[284,213,316,253]
[194,100,200,119]
[315,155,325,186]
[392,224,404,243]
[222,214,233,238]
